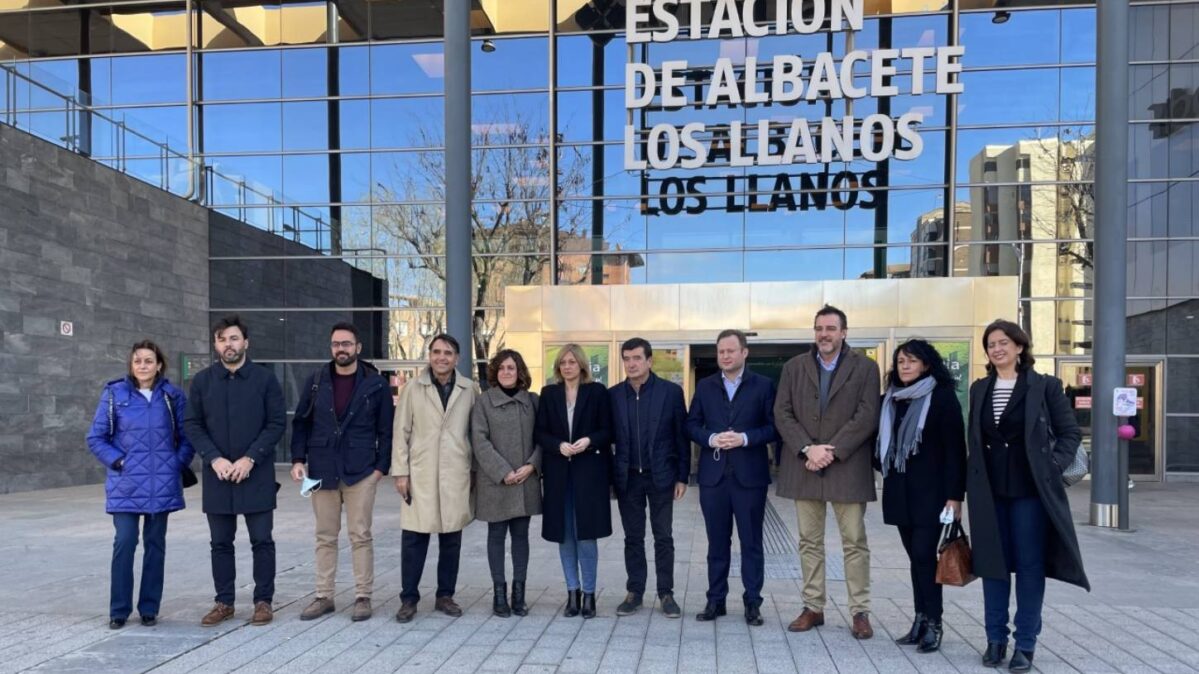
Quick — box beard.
[334,352,358,366]
[221,347,246,364]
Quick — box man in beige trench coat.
[391,333,477,623]
[775,305,881,640]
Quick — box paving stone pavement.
[2,470,1198,673]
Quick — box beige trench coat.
[390,368,477,533]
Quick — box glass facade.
[1,0,1197,473]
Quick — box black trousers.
[487,517,531,585]
[898,525,942,621]
[208,511,275,605]
[617,471,676,597]
[400,529,462,603]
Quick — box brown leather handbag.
[936,521,977,586]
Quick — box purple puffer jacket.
[86,377,196,514]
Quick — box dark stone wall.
[0,125,209,494]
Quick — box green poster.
[544,344,610,387]
[929,340,971,421]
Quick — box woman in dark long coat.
[876,339,966,654]
[536,343,612,619]
[967,320,1089,672]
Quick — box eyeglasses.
[330,341,357,349]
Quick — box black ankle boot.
[917,619,943,653]
[895,612,927,645]
[581,592,596,619]
[983,641,1008,667]
[511,581,528,616]
[493,583,511,618]
[564,589,581,617]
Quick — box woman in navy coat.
[87,340,195,629]
[536,343,613,619]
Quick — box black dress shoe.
[140,615,157,627]
[108,618,126,630]
[564,589,581,618]
[581,593,597,619]
[982,641,1008,668]
[744,603,764,626]
[1008,649,1033,672]
[917,619,943,653]
[895,612,926,645]
[695,602,727,621]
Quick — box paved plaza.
[2,470,1198,673]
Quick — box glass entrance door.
[1055,360,1164,481]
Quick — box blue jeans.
[558,484,598,593]
[982,497,1047,652]
[110,512,169,620]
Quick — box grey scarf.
[876,376,938,478]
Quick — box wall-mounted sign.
[544,344,611,387]
[623,0,965,177]
[929,340,970,421]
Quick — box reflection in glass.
[202,102,282,153]
[202,50,281,101]
[745,249,844,282]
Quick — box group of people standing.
[87,307,1087,672]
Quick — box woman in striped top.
[965,320,1088,673]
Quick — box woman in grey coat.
[472,349,542,617]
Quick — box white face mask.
[300,476,322,498]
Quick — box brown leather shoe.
[395,600,417,623]
[300,597,335,621]
[250,601,273,626]
[787,608,825,632]
[435,596,463,617]
[852,612,874,639]
[200,602,234,627]
[352,597,372,622]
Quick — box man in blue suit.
[610,338,689,619]
[686,329,778,626]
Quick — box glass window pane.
[282,46,328,98]
[846,188,948,245]
[745,249,845,282]
[1061,8,1096,63]
[111,54,186,104]
[1166,416,1199,473]
[205,154,284,208]
[957,126,1078,185]
[336,45,370,95]
[1130,122,1199,181]
[558,198,648,253]
[203,102,282,152]
[370,97,443,148]
[845,246,919,280]
[334,153,371,205]
[556,35,629,88]
[471,202,552,254]
[371,151,444,202]
[958,69,1060,125]
[1167,357,1199,415]
[745,202,844,248]
[282,153,331,204]
[202,50,282,101]
[282,101,328,150]
[473,92,550,145]
[473,36,547,90]
[370,43,445,94]
[1167,241,1199,298]
[959,10,1060,66]
[645,251,741,284]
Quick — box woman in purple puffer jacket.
[86,340,195,629]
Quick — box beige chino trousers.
[795,500,871,615]
[312,475,378,599]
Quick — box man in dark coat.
[183,314,286,628]
[290,322,394,623]
[609,338,689,619]
[686,329,778,627]
[774,305,881,639]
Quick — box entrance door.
[690,342,811,387]
[1055,360,1164,481]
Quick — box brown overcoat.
[774,347,881,503]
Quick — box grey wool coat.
[774,347,882,503]
[471,387,543,522]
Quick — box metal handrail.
[0,62,331,251]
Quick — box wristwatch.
[800,445,811,455]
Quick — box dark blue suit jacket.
[609,372,689,494]
[686,369,778,488]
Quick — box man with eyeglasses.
[290,322,394,622]
[685,329,778,626]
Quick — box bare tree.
[368,101,594,377]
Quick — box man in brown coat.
[775,305,881,639]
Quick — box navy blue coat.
[609,372,689,494]
[686,369,778,488]
[183,359,286,515]
[87,377,196,514]
[290,361,394,488]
